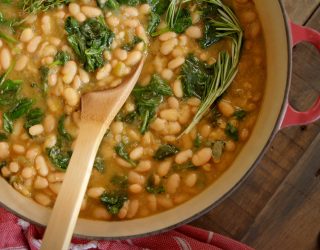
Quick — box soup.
[0,0,266,221]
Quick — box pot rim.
[0,0,293,241]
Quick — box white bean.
[43,114,55,133]
[161,38,178,55]
[81,6,102,18]
[63,87,80,106]
[186,26,202,39]
[192,147,212,166]
[168,57,185,69]
[34,176,48,189]
[166,173,180,194]
[69,3,80,16]
[0,48,11,70]
[47,172,65,183]
[129,184,143,194]
[129,147,144,160]
[159,32,177,42]
[29,124,44,136]
[79,68,90,84]
[35,155,49,177]
[96,64,111,80]
[160,109,179,122]
[21,167,35,179]
[87,187,105,199]
[15,55,28,71]
[173,79,183,98]
[20,28,34,42]
[0,142,9,159]
[175,149,193,164]
[9,162,20,173]
[127,199,139,218]
[62,61,77,84]
[157,160,171,177]
[184,173,197,187]
[135,160,151,173]
[128,171,145,185]
[27,36,41,53]
[125,51,142,66]
[34,193,51,206]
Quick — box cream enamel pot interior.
[0,0,319,239]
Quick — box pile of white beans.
[0,0,265,220]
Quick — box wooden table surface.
[189,1,320,249]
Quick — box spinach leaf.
[181,54,213,99]
[153,144,179,160]
[3,98,33,133]
[51,51,71,66]
[96,0,120,10]
[21,0,70,14]
[46,146,72,171]
[211,140,225,161]
[194,133,202,148]
[132,74,172,134]
[114,142,136,166]
[172,162,197,171]
[24,108,44,132]
[121,36,143,51]
[65,16,115,72]
[39,66,49,95]
[225,123,239,141]
[199,21,221,49]
[147,12,160,34]
[100,191,128,215]
[234,109,247,120]
[145,175,165,194]
[93,156,105,173]
[58,115,73,142]
[111,174,128,188]
[0,133,7,141]
[0,79,21,107]
[170,8,192,34]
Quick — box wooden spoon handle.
[41,120,106,250]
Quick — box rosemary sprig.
[179,0,243,136]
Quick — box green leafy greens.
[114,142,136,166]
[132,74,172,134]
[20,0,70,14]
[153,144,180,160]
[24,108,44,133]
[100,191,128,215]
[65,16,115,72]
[179,0,243,136]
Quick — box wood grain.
[242,133,320,250]
[191,1,320,247]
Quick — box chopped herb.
[111,174,128,188]
[93,156,105,173]
[234,109,247,120]
[225,123,239,141]
[121,36,143,51]
[133,74,172,134]
[24,108,44,133]
[0,0,12,3]
[211,140,225,161]
[153,144,180,160]
[173,162,197,171]
[46,145,72,171]
[145,175,165,194]
[194,134,202,148]
[65,16,115,72]
[0,133,7,141]
[199,21,221,49]
[58,115,73,142]
[20,0,70,14]
[3,98,33,133]
[100,191,128,215]
[114,142,136,166]
[165,1,192,34]
[0,30,18,45]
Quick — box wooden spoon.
[41,57,145,250]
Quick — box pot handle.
[280,22,320,129]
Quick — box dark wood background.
[190,1,320,249]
